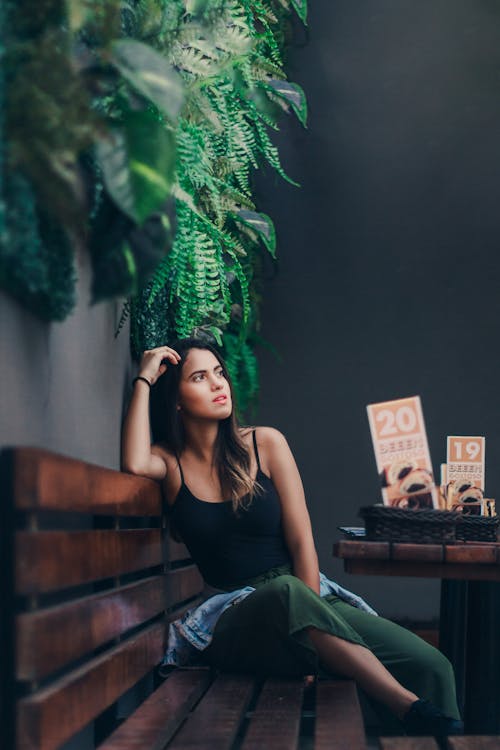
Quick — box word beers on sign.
[446,436,485,516]
[367,396,439,509]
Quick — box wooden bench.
[0,446,491,750]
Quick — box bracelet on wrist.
[132,376,152,389]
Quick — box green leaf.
[97,110,176,224]
[209,325,223,346]
[234,210,276,257]
[123,243,137,280]
[266,79,307,126]
[290,0,308,24]
[111,40,184,122]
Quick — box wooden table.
[333,539,500,734]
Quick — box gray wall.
[0,245,132,470]
[1,250,133,749]
[255,0,500,618]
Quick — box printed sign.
[446,436,485,515]
[367,396,439,509]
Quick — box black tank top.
[169,430,292,587]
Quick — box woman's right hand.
[138,346,181,386]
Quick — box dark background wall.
[256,0,500,618]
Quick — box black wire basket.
[359,505,499,544]
[454,514,499,542]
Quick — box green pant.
[202,567,461,730]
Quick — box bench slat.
[17,621,165,750]
[16,529,162,594]
[17,566,204,681]
[379,739,440,749]
[314,680,366,749]
[168,673,254,749]
[10,447,161,515]
[17,576,165,681]
[241,679,303,750]
[168,538,192,562]
[167,565,204,607]
[447,739,500,749]
[99,669,212,750]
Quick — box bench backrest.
[0,447,203,750]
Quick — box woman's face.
[177,348,232,420]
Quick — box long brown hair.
[150,338,261,512]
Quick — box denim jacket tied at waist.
[162,572,377,668]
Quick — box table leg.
[464,580,500,733]
[439,580,467,717]
[440,579,500,734]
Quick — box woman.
[121,338,463,738]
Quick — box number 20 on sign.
[367,396,438,508]
[367,396,426,445]
[372,402,419,438]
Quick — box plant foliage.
[129,0,308,413]
[1,0,183,314]
[0,0,307,412]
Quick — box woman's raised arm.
[121,346,180,480]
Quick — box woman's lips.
[213,395,227,403]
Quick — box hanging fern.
[129,0,308,413]
[222,330,260,414]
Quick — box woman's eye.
[216,370,225,378]
[193,374,205,382]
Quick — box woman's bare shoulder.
[240,426,287,447]
[243,427,289,477]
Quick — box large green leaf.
[266,79,307,126]
[97,110,176,224]
[234,210,276,258]
[111,39,184,122]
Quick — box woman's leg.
[322,595,461,721]
[306,628,417,718]
[203,575,460,729]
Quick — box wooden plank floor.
[379,739,439,749]
[447,739,500,749]
[241,679,304,750]
[168,674,254,750]
[100,670,212,750]
[315,680,366,750]
[101,673,370,750]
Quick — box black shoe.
[403,699,464,737]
